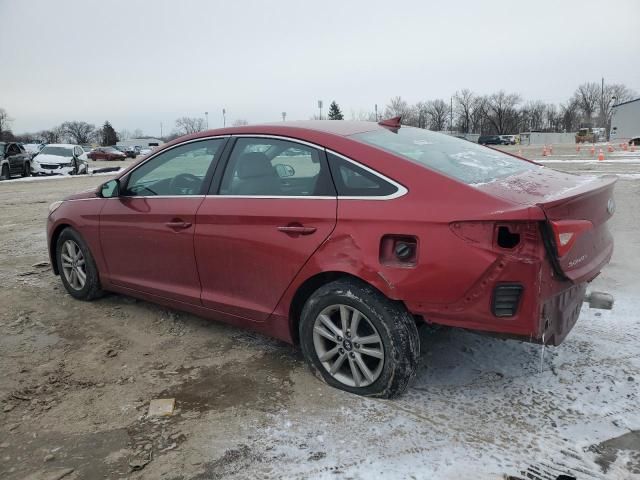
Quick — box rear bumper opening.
[539,283,587,346]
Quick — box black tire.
[56,228,104,301]
[22,162,31,177]
[0,164,9,180]
[299,278,419,398]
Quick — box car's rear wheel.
[300,279,419,398]
[56,228,103,300]
[0,164,9,180]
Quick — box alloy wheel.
[60,240,87,290]
[312,304,385,388]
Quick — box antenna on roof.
[378,116,402,129]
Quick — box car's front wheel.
[22,162,31,177]
[56,228,103,300]
[0,164,9,180]
[300,279,419,398]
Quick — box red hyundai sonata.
[47,119,616,397]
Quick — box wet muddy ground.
[1,146,639,479]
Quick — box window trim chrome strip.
[86,133,408,202]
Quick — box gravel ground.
[0,144,639,479]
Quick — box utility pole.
[222,108,226,127]
[281,112,286,122]
[205,111,209,129]
[375,104,378,121]
[160,122,163,138]
[450,96,453,133]
[317,100,323,120]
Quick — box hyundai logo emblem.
[607,198,616,215]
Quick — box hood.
[35,153,73,164]
[64,187,98,201]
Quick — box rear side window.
[352,127,537,185]
[326,152,398,197]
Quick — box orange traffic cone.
[590,145,596,155]
[548,145,553,154]
[623,143,628,151]
[598,148,605,161]
[576,144,581,153]
[542,145,548,156]
[607,143,614,152]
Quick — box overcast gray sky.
[1,0,639,136]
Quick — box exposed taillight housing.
[548,220,592,257]
[450,221,539,258]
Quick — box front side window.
[352,127,538,185]
[124,138,225,196]
[218,138,334,196]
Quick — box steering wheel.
[169,173,201,195]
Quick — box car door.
[99,137,228,304]
[194,136,337,321]
[7,143,22,174]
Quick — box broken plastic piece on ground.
[148,398,175,416]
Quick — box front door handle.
[166,220,192,230]
[277,225,317,235]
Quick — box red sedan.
[46,119,615,397]
[87,146,127,161]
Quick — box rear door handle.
[166,220,192,230]
[277,225,317,235]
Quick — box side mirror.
[98,179,120,198]
[275,164,295,178]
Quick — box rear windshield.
[352,127,537,185]
[40,146,73,157]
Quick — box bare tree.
[118,129,131,141]
[132,128,145,138]
[232,119,249,127]
[454,89,477,133]
[482,91,521,134]
[175,117,205,135]
[39,126,66,144]
[61,121,95,144]
[384,96,414,123]
[349,109,377,121]
[0,108,12,137]
[426,99,449,131]
[560,99,581,133]
[572,82,600,125]
[522,100,546,131]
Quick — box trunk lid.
[476,167,616,282]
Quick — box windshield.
[351,127,538,185]
[40,146,73,157]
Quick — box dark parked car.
[0,142,31,180]
[115,145,138,159]
[478,135,504,145]
[87,147,127,161]
[46,119,615,397]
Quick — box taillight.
[549,220,592,257]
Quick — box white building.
[117,138,164,148]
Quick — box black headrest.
[236,152,275,179]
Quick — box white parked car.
[32,144,89,176]
[139,147,153,156]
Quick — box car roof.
[45,143,77,148]
[182,120,384,143]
